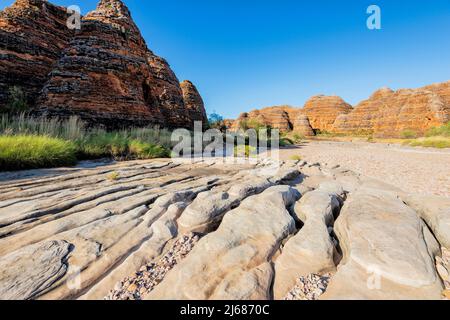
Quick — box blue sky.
[1,0,450,118]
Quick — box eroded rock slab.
[404,194,450,249]
[322,189,443,300]
[273,182,343,299]
[145,186,300,300]
[0,240,71,300]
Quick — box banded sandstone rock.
[231,106,297,132]
[180,80,208,127]
[303,95,353,133]
[0,0,206,130]
[0,0,73,109]
[333,82,450,137]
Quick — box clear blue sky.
[2,0,450,119]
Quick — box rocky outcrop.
[273,182,343,299]
[0,157,449,300]
[0,0,206,130]
[322,185,443,300]
[333,82,450,137]
[291,113,315,136]
[303,95,353,133]
[0,0,74,109]
[231,106,297,132]
[230,82,449,137]
[146,185,300,300]
[180,80,208,126]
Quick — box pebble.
[104,233,200,300]
[284,273,332,300]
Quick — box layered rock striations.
[0,0,207,129]
[230,82,449,137]
[303,95,353,133]
[0,0,74,109]
[180,80,208,127]
[334,82,450,137]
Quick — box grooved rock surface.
[273,182,342,300]
[333,82,450,137]
[0,158,300,300]
[0,0,206,129]
[404,194,450,249]
[303,95,353,133]
[145,186,300,300]
[321,188,443,300]
[0,157,449,300]
[0,240,71,300]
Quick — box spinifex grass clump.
[403,122,450,149]
[0,135,78,170]
[0,113,172,171]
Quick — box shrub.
[128,140,170,159]
[107,171,120,181]
[407,137,450,149]
[289,155,302,161]
[425,122,450,137]
[400,129,418,139]
[0,135,77,171]
[279,137,294,147]
[292,133,305,144]
[6,87,28,114]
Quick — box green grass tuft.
[425,122,450,137]
[0,135,77,171]
[406,136,450,149]
[400,129,418,139]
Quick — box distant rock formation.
[232,106,297,132]
[230,82,450,137]
[303,95,353,133]
[0,0,207,129]
[334,82,450,137]
[292,113,315,137]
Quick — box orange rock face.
[0,0,207,129]
[0,0,74,109]
[303,95,353,133]
[180,80,207,127]
[232,106,297,132]
[333,82,450,137]
[291,113,315,137]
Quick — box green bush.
[425,122,450,137]
[0,135,77,171]
[292,133,305,144]
[400,129,418,139]
[129,140,170,159]
[0,114,172,171]
[407,137,450,149]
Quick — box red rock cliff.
[0,0,73,109]
[0,0,207,130]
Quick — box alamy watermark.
[367,5,382,30]
[170,122,280,163]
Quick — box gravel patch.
[284,273,332,300]
[105,233,200,300]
